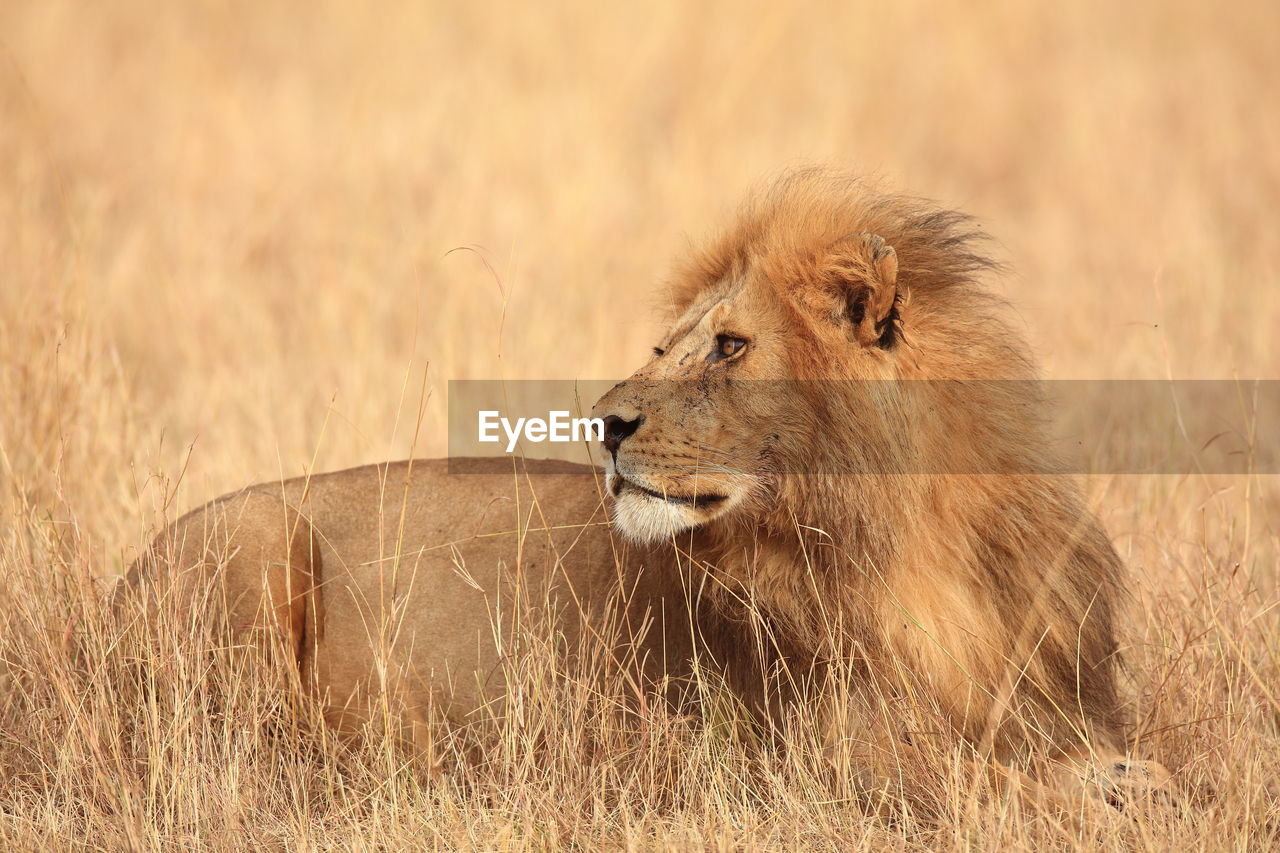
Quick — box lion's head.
[593,170,1037,546]
[591,169,1130,762]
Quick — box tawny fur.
[127,169,1166,806]
[607,170,1128,759]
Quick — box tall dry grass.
[1,0,1278,848]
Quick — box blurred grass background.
[1,1,1278,848]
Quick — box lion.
[124,169,1170,808]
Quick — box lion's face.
[593,230,902,544]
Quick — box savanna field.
[2,1,1279,849]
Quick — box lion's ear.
[827,233,899,348]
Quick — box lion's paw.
[1090,759,1180,812]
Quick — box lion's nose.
[602,414,643,455]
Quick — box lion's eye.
[709,335,747,363]
[652,346,665,357]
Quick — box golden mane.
[669,169,1031,379]
[613,170,1129,762]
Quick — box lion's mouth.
[612,473,728,508]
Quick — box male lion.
[126,170,1168,807]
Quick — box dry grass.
[2,1,1279,849]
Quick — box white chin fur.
[609,488,702,545]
